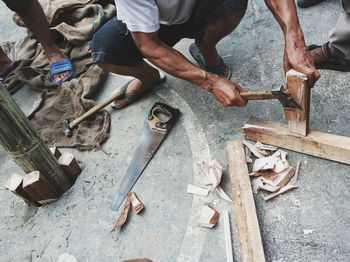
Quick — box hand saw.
[111,102,180,211]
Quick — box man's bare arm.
[131,31,247,107]
[265,0,320,87]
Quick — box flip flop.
[189,42,232,80]
[0,66,14,83]
[111,71,166,109]
[309,44,350,72]
[50,55,75,84]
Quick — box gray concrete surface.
[1,0,350,261]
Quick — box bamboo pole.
[0,84,72,195]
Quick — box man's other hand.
[284,33,321,87]
[210,77,247,107]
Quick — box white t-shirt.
[115,0,198,33]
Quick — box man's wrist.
[191,70,219,93]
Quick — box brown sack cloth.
[2,0,116,150]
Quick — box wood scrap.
[22,171,58,204]
[58,152,82,180]
[226,140,266,261]
[111,192,144,232]
[130,192,144,214]
[198,204,220,228]
[49,147,61,159]
[290,160,301,185]
[263,185,298,201]
[252,156,279,172]
[223,210,234,262]
[187,184,209,196]
[5,173,39,205]
[255,141,278,152]
[242,140,265,158]
[245,146,253,163]
[216,186,233,203]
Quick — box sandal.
[309,43,350,72]
[189,42,232,80]
[0,66,14,83]
[50,55,75,84]
[111,71,166,109]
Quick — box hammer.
[240,84,301,109]
[61,89,124,137]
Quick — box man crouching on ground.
[91,0,320,108]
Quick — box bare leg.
[16,0,69,82]
[196,8,246,78]
[0,47,13,75]
[97,61,161,108]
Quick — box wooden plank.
[5,173,39,205]
[283,69,310,136]
[22,171,58,204]
[49,147,61,159]
[244,117,350,165]
[223,210,234,262]
[58,152,82,180]
[226,140,266,262]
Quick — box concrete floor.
[1,0,350,261]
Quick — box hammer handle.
[240,91,275,100]
[69,89,124,129]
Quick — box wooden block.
[23,171,58,204]
[58,152,82,180]
[226,140,266,262]
[49,146,61,159]
[244,117,350,165]
[283,69,310,136]
[5,173,39,205]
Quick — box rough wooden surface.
[244,117,350,165]
[58,152,82,180]
[0,84,72,195]
[23,171,58,204]
[49,147,61,159]
[283,69,310,136]
[226,140,266,262]
[5,173,39,205]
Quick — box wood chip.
[255,141,278,152]
[245,146,253,163]
[263,185,298,201]
[130,192,144,214]
[216,186,233,203]
[243,140,265,158]
[252,156,279,172]
[187,184,210,196]
[290,160,301,185]
[111,192,144,232]
[198,204,220,228]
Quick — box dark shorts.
[2,0,33,12]
[91,0,248,67]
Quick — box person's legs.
[3,0,70,82]
[196,7,246,76]
[91,18,162,108]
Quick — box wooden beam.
[5,173,39,205]
[226,140,266,262]
[283,69,310,136]
[244,117,350,165]
[23,171,58,204]
[49,147,61,160]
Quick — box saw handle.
[148,102,180,132]
[240,91,276,101]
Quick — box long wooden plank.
[226,140,266,262]
[283,69,310,136]
[244,117,350,165]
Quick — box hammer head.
[61,119,73,137]
[271,84,301,109]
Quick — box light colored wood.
[130,192,144,214]
[22,171,58,204]
[263,185,298,201]
[5,173,39,205]
[58,152,82,180]
[49,147,61,159]
[223,210,234,262]
[240,91,275,100]
[243,117,350,165]
[226,140,266,262]
[187,184,209,196]
[283,69,310,136]
[198,204,220,228]
[0,84,72,195]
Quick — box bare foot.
[113,70,162,109]
[195,40,230,79]
[47,52,71,83]
[309,47,329,64]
